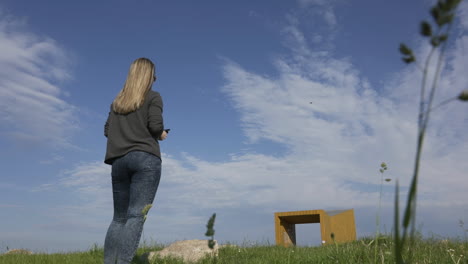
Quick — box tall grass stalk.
[375,162,388,263]
[395,0,466,263]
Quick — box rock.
[143,239,218,263]
[4,249,33,255]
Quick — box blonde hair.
[112,58,155,114]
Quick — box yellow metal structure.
[274,209,356,246]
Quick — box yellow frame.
[274,209,356,246]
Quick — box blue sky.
[1,0,467,253]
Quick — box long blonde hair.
[112,58,155,114]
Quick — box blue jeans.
[104,151,161,264]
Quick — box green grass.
[1,236,466,264]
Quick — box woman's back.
[104,90,164,164]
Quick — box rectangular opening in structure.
[295,223,322,247]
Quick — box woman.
[103,57,167,264]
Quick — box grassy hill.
[1,235,466,264]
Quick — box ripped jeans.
[104,151,161,264]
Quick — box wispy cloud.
[220,7,468,209]
[459,2,468,30]
[58,161,112,209]
[282,0,340,54]
[0,14,77,149]
[296,0,338,28]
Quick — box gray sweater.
[104,90,164,164]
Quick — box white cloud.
[39,154,64,164]
[282,0,340,52]
[459,1,468,31]
[0,14,77,149]
[296,0,338,28]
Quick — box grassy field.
[1,236,466,264]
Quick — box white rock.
[143,239,218,263]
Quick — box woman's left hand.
[159,130,168,141]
